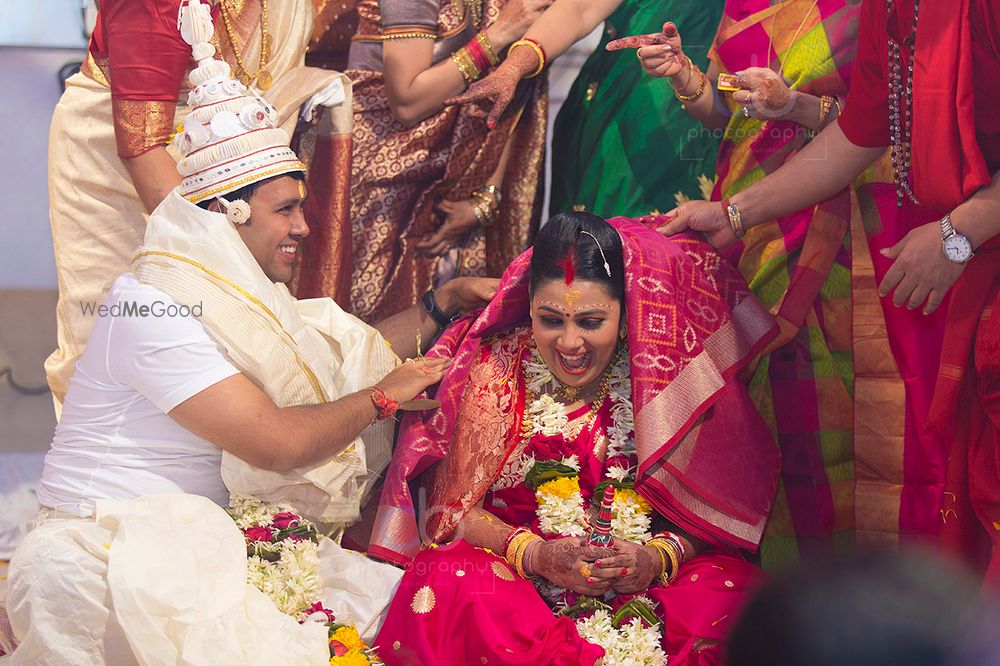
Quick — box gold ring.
[636,50,643,62]
[580,564,591,578]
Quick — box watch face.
[943,234,973,263]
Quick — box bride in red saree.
[370,213,781,664]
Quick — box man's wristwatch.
[940,214,975,264]
[421,289,459,330]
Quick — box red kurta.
[838,0,1000,583]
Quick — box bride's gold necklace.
[219,0,273,90]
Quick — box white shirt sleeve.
[105,286,241,414]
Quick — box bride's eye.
[579,318,605,330]
[539,316,563,328]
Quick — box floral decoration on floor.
[227,495,382,665]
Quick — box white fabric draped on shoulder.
[133,191,399,526]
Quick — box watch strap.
[940,214,956,240]
[422,289,456,330]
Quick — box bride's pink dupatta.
[369,219,781,564]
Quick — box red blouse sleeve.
[837,0,890,148]
[101,0,193,158]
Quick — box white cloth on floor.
[3,494,401,665]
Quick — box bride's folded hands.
[589,540,662,594]
[524,536,616,596]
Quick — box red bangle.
[369,386,399,420]
[502,527,529,556]
[523,37,547,67]
[464,37,492,74]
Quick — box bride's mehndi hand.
[526,537,613,596]
[591,541,662,594]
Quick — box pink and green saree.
[709,0,898,567]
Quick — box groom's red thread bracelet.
[369,386,399,420]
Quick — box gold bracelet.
[476,32,500,66]
[381,32,437,40]
[451,47,481,83]
[505,530,537,564]
[669,55,694,93]
[475,183,502,204]
[662,540,681,584]
[509,39,545,78]
[818,95,835,127]
[673,66,708,103]
[647,538,681,585]
[645,539,676,585]
[724,200,745,238]
[507,532,541,579]
[650,542,668,579]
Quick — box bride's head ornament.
[173,0,305,222]
[579,230,612,279]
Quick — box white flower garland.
[516,347,664,665]
[228,494,323,620]
[522,348,651,542]
[576,609,667,666]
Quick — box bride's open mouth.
[557,350,592,375]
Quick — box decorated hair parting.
[559,228,612,287]
[173,0,305,219]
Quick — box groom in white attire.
[1,2,497,662]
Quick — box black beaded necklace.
[887,0,921,207]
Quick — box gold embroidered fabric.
[424,329,530,543]
[112,99,176,158]
[80,52,110,88]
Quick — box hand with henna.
[524,536,615,596]
[589,540,662,594]
[444,43,540,129]
[729,66,795,120]
[606,22,685,80]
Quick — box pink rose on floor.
[306,601,336,623]
[244,526,274,543]
[271,512,301,530]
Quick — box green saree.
[549,0,724,218]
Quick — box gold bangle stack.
[476,32,500,66]
[505,530,542,579]
[645,537,682,585]
[509,40,546,78]
[451,47,481,84]
[470,184,501,228]
[670,56,708,104]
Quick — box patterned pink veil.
[369,218,780,565]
